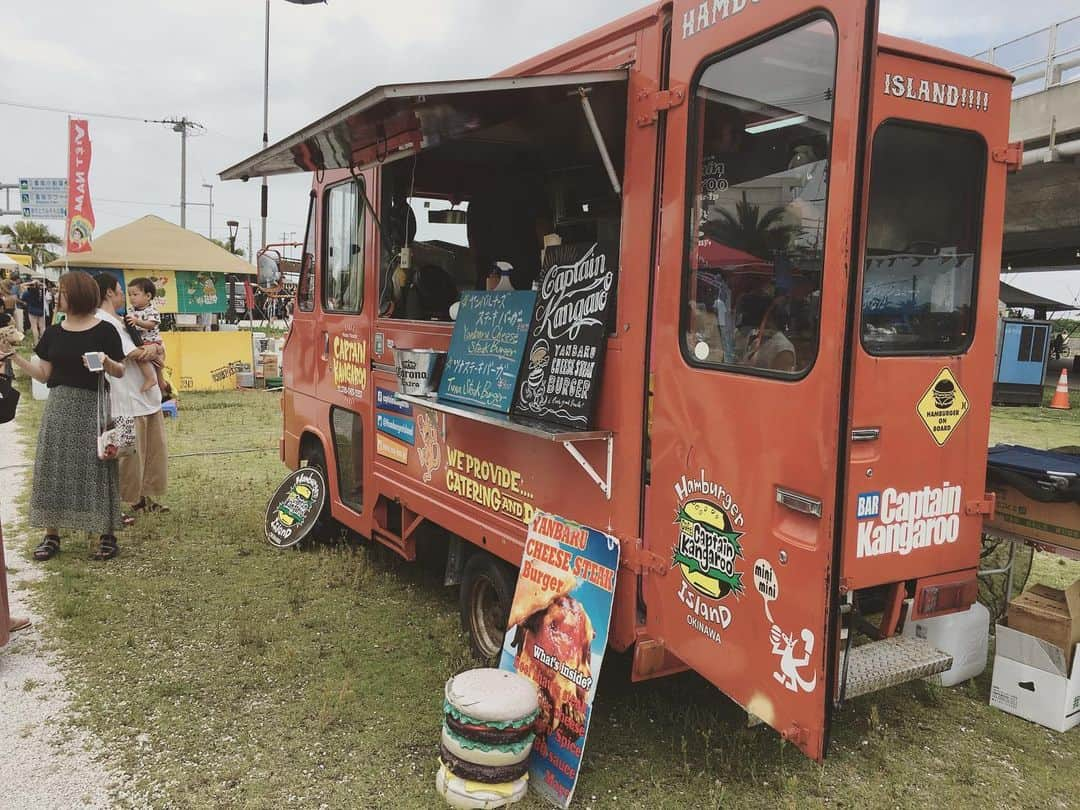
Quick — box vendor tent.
[999,281,1077,316]
[47,215,256,275]
[0,253,22,269]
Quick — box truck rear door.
[643,0,879,760]
[841,49,1010,608]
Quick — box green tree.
[0,220,63,268]
[703,199,799,260]
[209,238,245,258]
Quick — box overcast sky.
[1,0,1075,297]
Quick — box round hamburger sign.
[264,467,327,549]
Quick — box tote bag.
[0,373,19,424]
[96,374,136,461]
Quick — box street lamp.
[201,183,214,239]
[226,220,240,254]
[261,0,327,252]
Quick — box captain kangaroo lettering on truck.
[222,0,1016,764]
[856,484,963,558]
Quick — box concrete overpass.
[975,17,1080,274]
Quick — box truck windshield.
[861,122,986,355]
[684,19,837,377]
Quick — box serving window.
[682,19,838,377]
[860,122,986,355]
[376,84,626,322]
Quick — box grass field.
[7,382,1080,809]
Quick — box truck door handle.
[776,487,822,518]
[851,427,881,442]
[322,331,330,359]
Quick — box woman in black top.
[0,271,127,560]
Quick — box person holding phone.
[0,271,127,561]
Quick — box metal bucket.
[393,348,446,396]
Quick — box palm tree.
[0,221,64,268]
[703,199,799,260]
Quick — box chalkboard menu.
[438,290,536,413]
[511,242,618,429]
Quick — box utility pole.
[202,183,214,238]
[149,117,204,228]
[262,0,270,253]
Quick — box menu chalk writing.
[438,290,536,413]
[512,243,618,429]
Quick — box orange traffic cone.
[1049,368,1071,410]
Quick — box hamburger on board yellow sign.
[916,368,969,447]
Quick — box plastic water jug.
[901,600,990,687]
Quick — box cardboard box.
[1007,581,1080,660]
[984,485,1080,553]
[260,353,279,379]
[990,623,1080,733]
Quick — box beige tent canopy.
[48,215,256,275]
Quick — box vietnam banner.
[66,119,95,254]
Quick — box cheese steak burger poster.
[499,512,620,807]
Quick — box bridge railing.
[974,16,1080,98]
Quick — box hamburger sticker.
[916,368,969,446]
[499,513,619,809]
[671,472,746,646]
[673,499,745,600]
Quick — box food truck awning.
[219,70,628,181]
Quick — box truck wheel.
[460,554,517,664]
[299,441,337,544]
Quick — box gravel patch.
[0,415,118,809]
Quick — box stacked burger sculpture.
[438,668,540,809]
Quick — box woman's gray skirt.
[29,385,120,535]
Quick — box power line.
[0,98,157,123]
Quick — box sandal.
[33,535,60,561]
[9,616,31,633]
[92,534,119,561]
[132,499,169,514]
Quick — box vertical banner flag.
[66,119,95,253]
[499,512,620,808]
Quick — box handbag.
[96,373,136,461]
[0,373,19,425]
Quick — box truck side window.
[861,123,986,355]
[683,19,837,377]
[323,180,365,313]
[298,192,316,312]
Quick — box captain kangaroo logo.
[856,483,963,558]
[672,473,745,600]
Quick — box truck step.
[840,636,953,700]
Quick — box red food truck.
[222,0,1019,761]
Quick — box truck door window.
[861,123,986,355]
[683,19,837,377]
[298,192,316,312]
[323,180,365,313]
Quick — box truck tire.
[460,553,517,664]
[299,439,337,544]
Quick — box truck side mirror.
[258,253,281,287]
